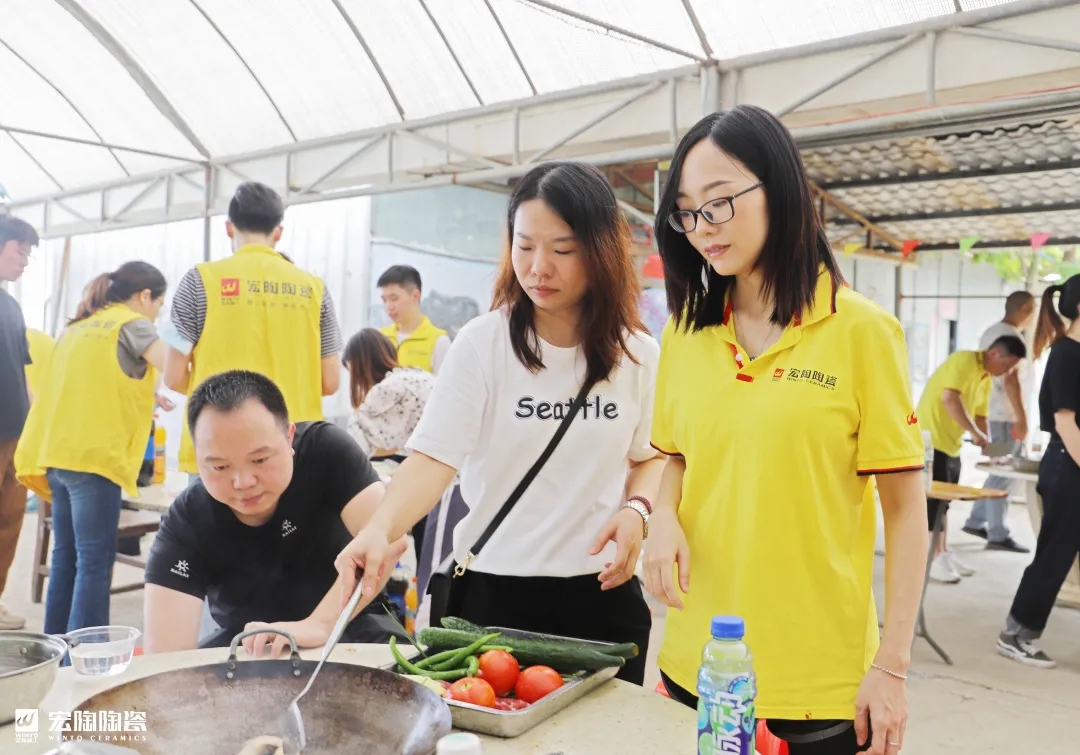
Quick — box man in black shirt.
[144,370,407,656]
[0,216,38,631]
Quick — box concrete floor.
[3,455,1078,754]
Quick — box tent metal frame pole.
[419,0,483,106]
[483,0,538,96]
[330,0,406,120]
[0,124,202,164]
[953,25,1080,55]
[679,0,714,59]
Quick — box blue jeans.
[965,420,1017,543]
[43,469,122,636]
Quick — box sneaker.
[930,553,961,584]
[0,605,25,630]
[987,537,1031,554]
[962,524,989,540]
[947,550,976,577]
[996,632,1056,669]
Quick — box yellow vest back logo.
[221,278,240,296]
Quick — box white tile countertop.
[3,643,706,755]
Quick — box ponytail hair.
[1033,273,1080,359]
[70,261,167,325]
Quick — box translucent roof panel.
[0,0,1039,206]
[423,0,536,104]
[74,0,293,155]
[338,0,483,117]
[489,0,691,94]
[4,0,200,161]
[0,133,60,197]
[189,0,401,140]
[694,0,955,60]
[0,43,100,142]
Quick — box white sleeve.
[406,334,488,469]
[628,337,662,463]
[430,334,452,375]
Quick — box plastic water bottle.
[697,616,756,755]
[386,562,410,623]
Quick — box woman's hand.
[854,667,908,754]
[591,506,646,591]
[333,527,408,612]
[641,508,690,609]
[241,618,332,658]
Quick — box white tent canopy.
[3,0,1080,239]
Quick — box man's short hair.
[1004,290,1035,317]
[377,265,422,291]
[187,370,290,435]
[989,334,1027,360]
[228,182,285,235]
[0,216,40,248]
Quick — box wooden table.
[917,481,1008,665]
[1,644,702,755]
[975,462,1080,610]
[122,484,174,514]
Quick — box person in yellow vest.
[15,261,168,636]
[162,182,343,475]
[377,265,450,374]
[24,328,54,400]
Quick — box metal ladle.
[280,583,365,754]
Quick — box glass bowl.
[64,626,141,677]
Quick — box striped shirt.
[170,267,343,357]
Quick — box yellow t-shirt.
[24,328,55,397]
[651,269,925,721]
[915,351,991,457]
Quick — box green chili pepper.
[432,632,502,671]
[466,656,479,677]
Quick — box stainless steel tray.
[387,626,623,738]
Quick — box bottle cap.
[436,732,483,755]
[710,615,745,640]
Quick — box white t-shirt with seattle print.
[406,308,660,577]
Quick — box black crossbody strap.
[465,380,594,559]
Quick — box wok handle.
[224,629,303,677]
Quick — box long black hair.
[491,161,644,388]
[1033,274,1080,359]
[70,261,167,324]
[654,105,843,331]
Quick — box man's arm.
[942,389,988,446]
[1003,370,1028,439]
[319,288,343,396]
[143,584,204,654]
[164,346,193,394]
[320,355,341,396]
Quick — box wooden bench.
[31,499,163,603]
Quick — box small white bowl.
[64,626,141,678]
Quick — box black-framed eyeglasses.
[667,182,763,233]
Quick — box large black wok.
[74,630,451,755]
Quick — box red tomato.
[448,677,497,708]
[477,650,520,697]
[514,666,564,704]
[494,698,530,711]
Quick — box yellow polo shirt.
[915,351,991,457]
[652,269,925,721]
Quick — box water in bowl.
[69,645,135,677]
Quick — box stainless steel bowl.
[0,631,68,725]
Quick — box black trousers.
[661,673,871,754]
[927,450,962,531]
[1008,439,1080,636]
[447,571,652,685]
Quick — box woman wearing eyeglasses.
[643,105,929,755]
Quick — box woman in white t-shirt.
[335,161,665,684]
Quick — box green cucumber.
[418,628,624,674]
[599,642,639,659]
[441,617,488,633]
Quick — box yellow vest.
[25,328,56,397]
[380,316,447,373]
[178,244,324,473]
[15,305,156,500]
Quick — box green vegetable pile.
[389,616,638,681]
